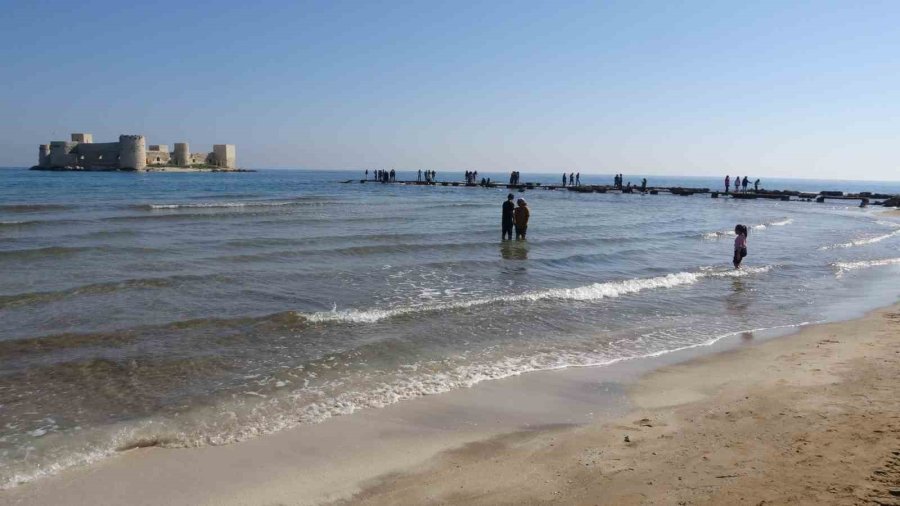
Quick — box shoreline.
[3,301,898,505]
[347,302,900,505]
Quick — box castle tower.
[38,144,50,168]
[118,135,147,170]
[174,143,190,167]
[71,133,93,143]
[212,144,236,169]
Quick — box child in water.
[733,224,748,268]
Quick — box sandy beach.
[2,301,898,505]
[349,304,900,505]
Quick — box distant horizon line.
[0,165,898,184]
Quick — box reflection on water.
[725,277,751,315]
[500,241,529,261]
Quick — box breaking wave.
[703,218,793,239]
[303,266,773,324]
[0,317,804,491]
[819,229,900,250]
[833,257,900,277]
[137,198,336,210]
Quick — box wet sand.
[3,304,900,505]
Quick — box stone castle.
[34,133,236,171]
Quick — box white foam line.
[820,229,900,250]
[875,220,900,229]
[147,201,297,209]
[303,266,773,324]
[0,315,808,492]
[833,257,900,277]
[703,218,793,239]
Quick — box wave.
[702,218,793,239]
[0,316,808,491]
[0,245,160,262]
[302,265,773,324]
[0,274,223,310]
[136,198,337,210]
[819,229,900,250]
[875,220,900,229]
[0,204,72,213]
[833,257,900,277]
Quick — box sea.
[1,168,899,488]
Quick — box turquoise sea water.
[1,168,899,488]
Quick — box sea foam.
[833,257,900,277]
[303,266,772,324]
[819,229,900,250]
[702,218,793,239]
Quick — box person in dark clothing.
[733,224,748,269]
[562,173,567,186]
[569,173,574,186]
[576,172,580,185]
[641,178,647,192]
[754,179,760,191]
[501,193,515,240]
[742,176,749,191]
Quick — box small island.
[30,133,250,172]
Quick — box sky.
[1,0,899,180]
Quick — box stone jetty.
[352,179,899,207]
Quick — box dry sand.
[3,305,900,505]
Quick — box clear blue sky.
[2,0,899,179]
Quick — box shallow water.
[1,168,899,488]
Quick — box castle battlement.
[33,133,237,171]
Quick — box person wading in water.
[514,198,530,240]
[501,193,515,240]
[733,224,748,269]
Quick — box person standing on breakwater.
[742,176,749,192]
[733,224,748,269]
[576,172,580,185]
[569,173,575,186]
[417,169,422,182]
[514,198,530,240]
[501,193,515,240]
[562,173,567,186]
[754,179,760,191]
[641,178,647,192]
[725,175,730,193]
[733,174,740,192]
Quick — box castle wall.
[71,133,93,143]
[74,142,121,169]
[190,152,211,165]
[39,145,50,168]
[49,141,77,168]
[212,144,236,168]
[146,149,171,166]
[118,135,147,170]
